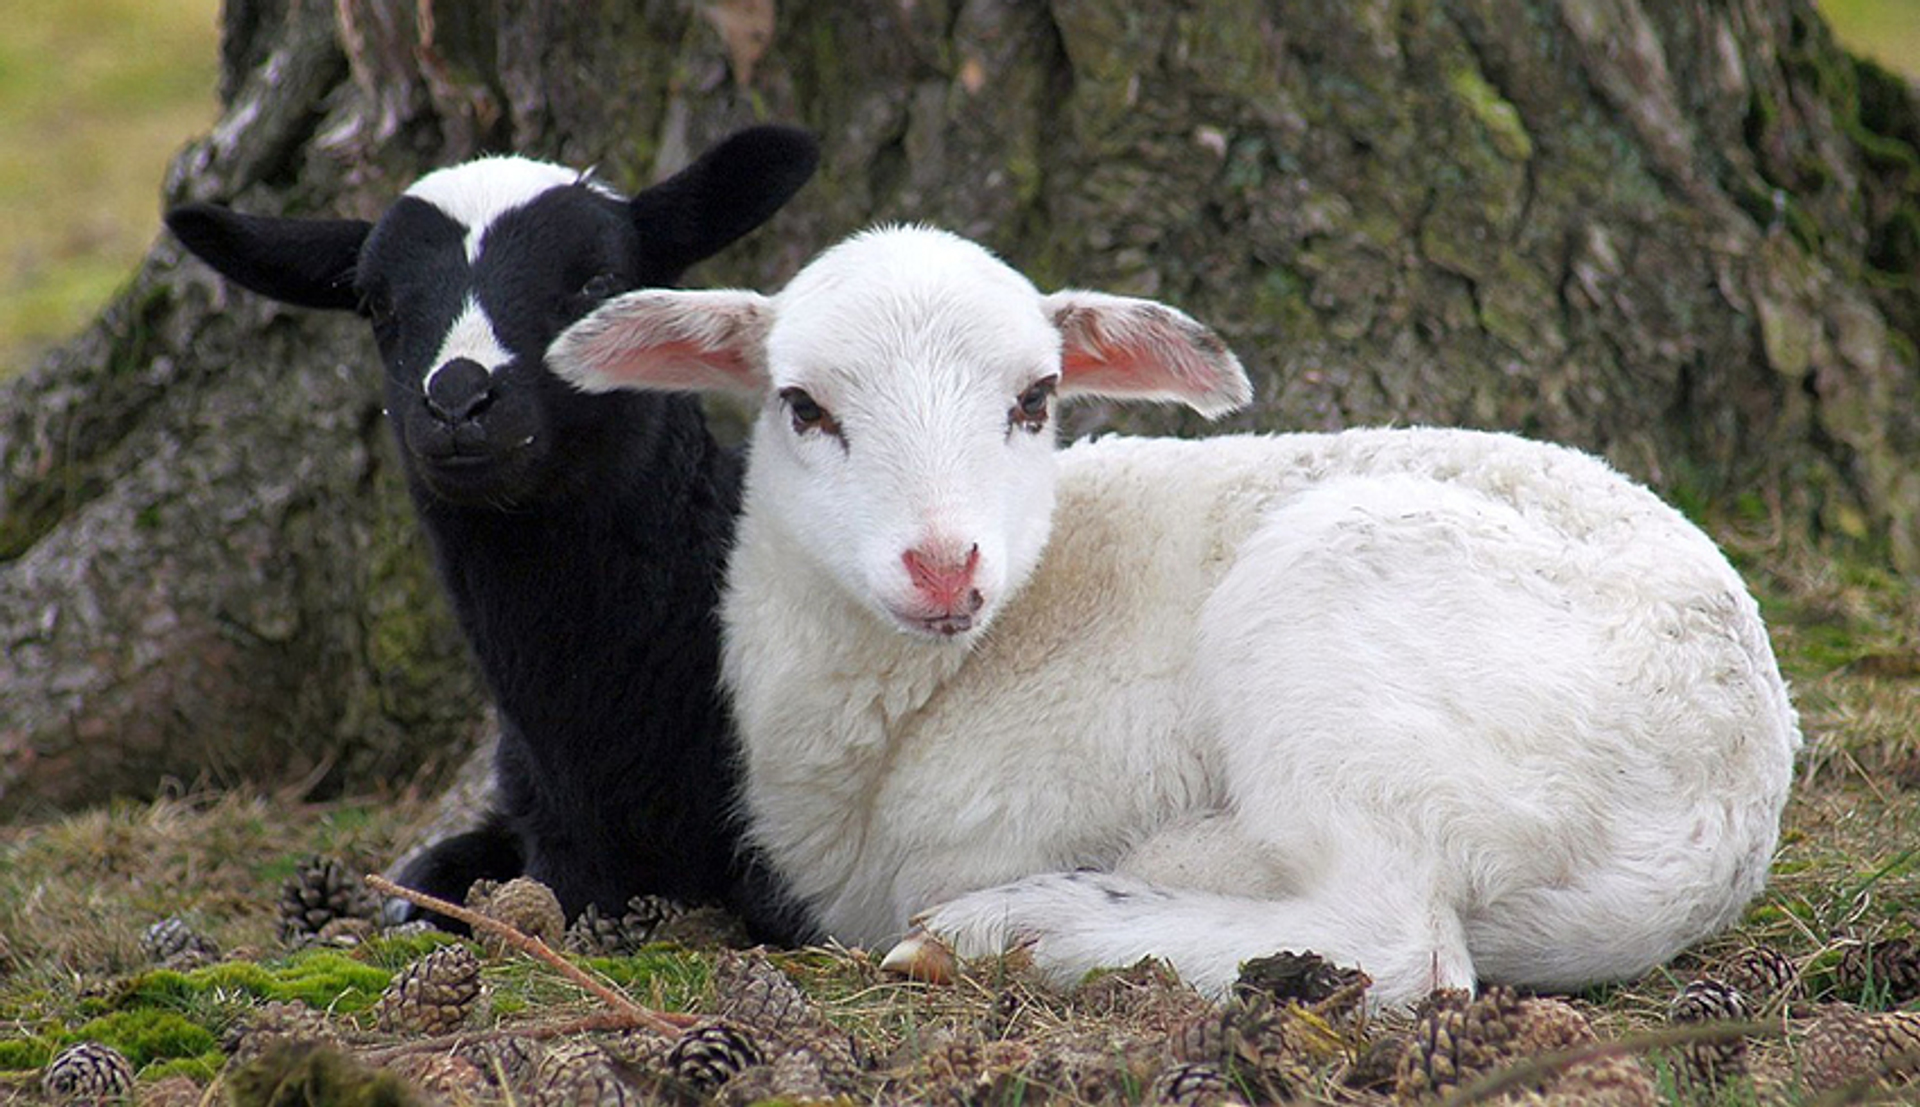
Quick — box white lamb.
[547,225,1801,1006]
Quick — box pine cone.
[465,876,567,957]
[1072,958,1189,1019]
[140,916,219,967]
[1397,987,1654,1105]
[1836,937,1920,1005]
[652,903,753,948]
[718,1050,834,1106]
[311,917,376,948]
[1168,995,1300,1101]
[1343,1033,1405,1092]
[1234,950,1364,1008]
[1718,945,1798,1005]
[713,952,864,1091]
[564,902,654,957]
[595,1028,676,1076]
[1150,1061,1250,1106]
[917,1030,987,1093]
[383,1051,488,1100]
[373,944,484,1035]
[1397,986,1526,1099]
[42,1041,134,1102]
[223,1000,342,1066]
[1666,978,1751,1087]
[669,1021,763,1092]
[531,1042,637,1107]
[714,952,815,1037]
[458,1034,546,1092]
[1024,1041,1140,1105]
[1800,1007,1920,1091]
[622,894,688,934]
[277,856,375,943]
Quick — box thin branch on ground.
[364,873,696,1037]
[359,1011,662,1064]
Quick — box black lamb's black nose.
[426,358,494,421]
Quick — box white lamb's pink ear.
[548,288,772,395]
[1040,290,1252,419]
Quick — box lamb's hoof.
[880,925,958,984]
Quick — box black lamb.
[165,127,821,939]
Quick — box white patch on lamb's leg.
[914,869,1473,1006]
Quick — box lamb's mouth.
[915,613,974,637]
[886,607,978,639]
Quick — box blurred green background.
[0,0,1913,379]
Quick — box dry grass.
[0,788,428,987]
[0,537,1915,1105]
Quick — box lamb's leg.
[905,864,1472,1006]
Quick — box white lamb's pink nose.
[902,543,983,616]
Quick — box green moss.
[142,1053,223,1082]
[0,1038,49,1071]
[0,1010,219,1081]
[120,950,393,1016]
[1446,63,1532,162]
[72,1010,217,1068]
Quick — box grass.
[0,536,1915,1104]
[1820,0,1920,82]
[0,0,218,378]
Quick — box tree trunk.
[3,0,1915,816]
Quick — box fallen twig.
[364,873,695,1037]
[358,1011,657,1065]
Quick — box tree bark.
[3,0,1915,816]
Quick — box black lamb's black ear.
[628,125,821,277]
[165,204,372,312]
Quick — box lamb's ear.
[1040,290,1252,419]
[165,204,370,312]
[628,125,820,276]
[548,288,772,395]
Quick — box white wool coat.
[720,425,1800,1002]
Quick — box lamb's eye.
[779,387,843,440]
[1011,376,1058,432]
[578,273,622,302]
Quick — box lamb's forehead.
[770,226,1059,384]
[402,155,621,258]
